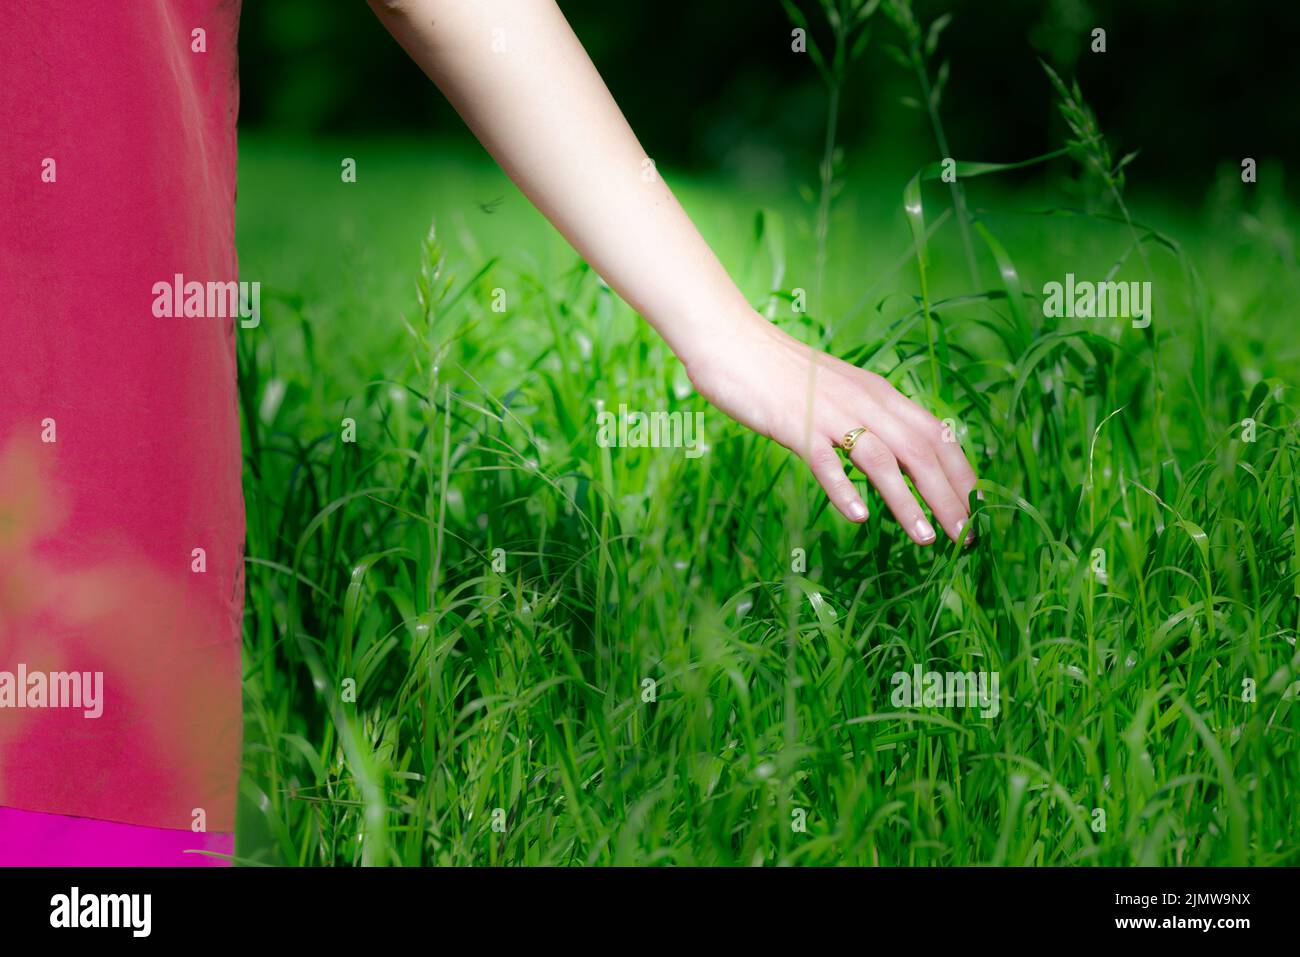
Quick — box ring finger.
[841,426,937,545]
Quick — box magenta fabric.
[0,0,245,846]
[0,806,233,867]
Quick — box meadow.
[231,64,1300,864]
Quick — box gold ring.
[842,427,869,452]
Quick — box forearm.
[367,0,758,365]
[368,0,978,541]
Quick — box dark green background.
[237,0,1299,193]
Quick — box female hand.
[684,310,978,546]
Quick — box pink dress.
[0,0,245,864]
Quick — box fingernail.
[958,519,977,548]
[849,500,868,521]
[914,517,936,543]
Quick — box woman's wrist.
[670,296,772,378]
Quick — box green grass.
[232,122,1300,866]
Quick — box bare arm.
[367,0,977,545]
[368,0,747,362]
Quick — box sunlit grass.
[232,123,1300,866]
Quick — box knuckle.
[858,438,896,472]
[897,437,936,467]
[809,452,850,491]
[935,491,967,516]
[884,495,925,526]
[808,445,840,471]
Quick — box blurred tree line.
[238,0,1298,194]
